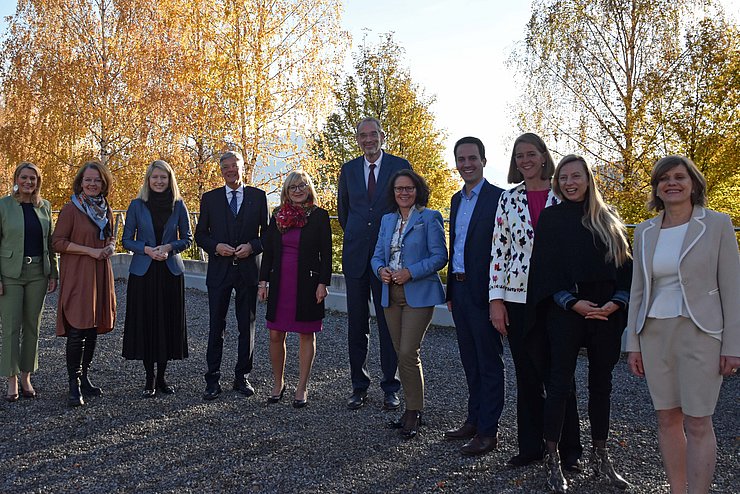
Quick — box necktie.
[229,190,238,217]
[367,163,376,201]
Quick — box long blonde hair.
[137,160,182,205]
[553,155,630,266]
[12,162,43,207]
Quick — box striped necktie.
[229,190,238,217]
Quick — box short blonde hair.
[279,170,319,207]
[137,160,182,205]
[12,162,43,207]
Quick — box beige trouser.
[383,284,434,410]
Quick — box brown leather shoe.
[444,422,477,440]
[460,434,498,456]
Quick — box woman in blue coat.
[122,160,192,397]
[371,169,447,439]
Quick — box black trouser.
[205,266,257,386]
[506,302,581,459]
[543,301,622,443]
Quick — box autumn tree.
[661,16,740,223]
[311,33,457,214]
[0,0,347,209]
[511,0,705,222]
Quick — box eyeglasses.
[394,186,416,193]
[288,182,308,193]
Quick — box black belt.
[23,256,42,264]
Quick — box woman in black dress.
[122,160,192,396]
[258,170,331,408]
[527,155,632,493]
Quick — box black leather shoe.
[444,422,477,440]
[383,392,400,410]
[142,388,156,398]
[292,398,307,409]
[347,389,367,410]
[460,434,498,456]
[157,382,175,395]
[508,453,544,468]
[267,385,286,404]
[233,379,255,397]
[202,384,222,401]
[563,458,582,473]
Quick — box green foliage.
[311,33,458,216]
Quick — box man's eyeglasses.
[394,186,416,193]
[288,182,308,193]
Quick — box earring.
[12,184,18,193]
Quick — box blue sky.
[1,0,738,186]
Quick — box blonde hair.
[553,155,630,266]
[137,160,182,205]
[12,162,43,207]
[279,170,319,207]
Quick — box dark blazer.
[446,180,504,308]
[259,207,332,322]
[122,198,193,276]
[337,152,411,278]
[195,185,268,287]
[0,195,58,280]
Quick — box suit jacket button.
[367,222,372,226]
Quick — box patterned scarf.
[274,201,315,233]
[74,192,111,239]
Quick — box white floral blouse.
[488,183,560,304]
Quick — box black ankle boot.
[66,329,85,407]
[544,451,568,493]
[400,409,421,440]
[80,329,102,397]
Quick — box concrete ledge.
[111,253,454,327]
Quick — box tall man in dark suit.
[444,137,505,456]
[195,151,268,401]
[338,117,410,410]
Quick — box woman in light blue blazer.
[122,160,192,397]
[371,169,447,439]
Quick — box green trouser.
[0,262,48,376]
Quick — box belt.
[453,273,466,282]
[23,256,42,264]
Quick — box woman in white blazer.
[625,155,740,494]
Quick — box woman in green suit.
[0,162,58,401]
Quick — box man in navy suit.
[195,151,268,401]
[338,117,410,410]
[444,137,505,456]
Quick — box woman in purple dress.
[258,170,332,408]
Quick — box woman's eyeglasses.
[394,186,416,193]
[288,182,308,193]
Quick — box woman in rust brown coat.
[52,161,116,407]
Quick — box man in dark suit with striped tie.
[195,151,268,401]
[337,117,411,410]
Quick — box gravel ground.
[1,280,738,494]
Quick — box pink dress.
[266,228,322,333]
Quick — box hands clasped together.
[378,266,411,286]
[144,244,172,261]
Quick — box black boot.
[591,447,631,490]
[156,361,175,395]
[544,451,568,493]
[143,360,156,398]
[80,329,102,397]
[66,329,85,407]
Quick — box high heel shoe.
[267,385,286,404]
[400,410,421,440]
[20,387,37,399]
[292,389,308,408]
[6,377,19,402]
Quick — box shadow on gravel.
[1,281,737,493]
